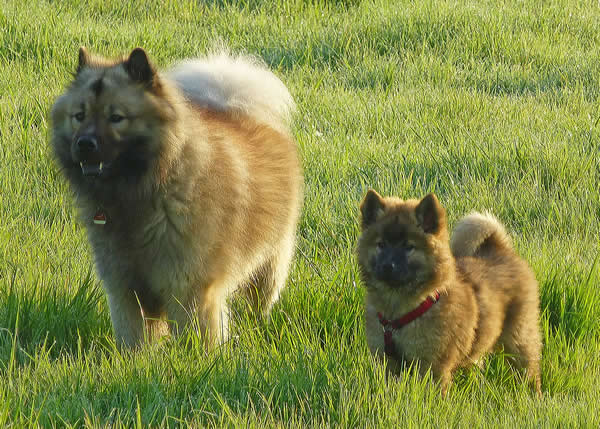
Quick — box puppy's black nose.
[375,255,408,284]
[382,262,396,276]
[376,262,396,282]
[77,135,98,153]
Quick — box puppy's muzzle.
[374,252,408,284]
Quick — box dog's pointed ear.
[360,189,386,228]
[77,46,90,74]
[415,193,445,234]
[125,48,155,84]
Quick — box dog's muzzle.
[76,135,104,176]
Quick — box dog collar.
[377,290,441,358]
[93,208,107,225]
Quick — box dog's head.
[357,190,451,296]
[50,47,176,189]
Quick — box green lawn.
[1,0,600,426]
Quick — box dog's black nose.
[375,262,396,282]
[382,262,396,275]
[375,254,408,283]
[77,135,98,153]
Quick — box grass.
[1,0,600,426]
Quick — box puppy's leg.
[467,311,504,364]
[430,364,454,398]
[430,346,463,398]
[106,289,145,348]
[167,284,230,348]
[245,233,295,316]
[498,302,543,397]
[503,333,542,396]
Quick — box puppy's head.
[50,47,176,189]
[357,190,451,296]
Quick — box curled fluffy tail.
[167,52,295,134]
[450,212,513,258]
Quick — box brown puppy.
[357,190,542,396]
[50,48,303,348]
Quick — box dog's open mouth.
[80,162,104,177]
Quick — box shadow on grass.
[541,256,600,341]
[203,0,361,12]
[0,267,110,366]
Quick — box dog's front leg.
[105,287,145,348]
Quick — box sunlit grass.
[1,0,599,426]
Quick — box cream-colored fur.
[168,53,295,134]
[50,48,302,348]
[450,211,513,258]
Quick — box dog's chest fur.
[83,191,206,310]
[365,301,444,365]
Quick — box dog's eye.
[405,244,415,253]
[376,241,385,250]
[109,114,125,124]
[73,112,85,122]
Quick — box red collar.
[377,290,441,358]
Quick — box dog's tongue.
[80,162,103,177]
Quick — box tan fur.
[50,48,302,348]
[357,191,542,396]
[450,211,513,258]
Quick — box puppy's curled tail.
[450,212,513,258]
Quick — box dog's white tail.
[450,212,513,258]
[167,52,295,134]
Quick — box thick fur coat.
[50,47,302,348]
[357,190,542,396]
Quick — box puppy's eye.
[405,244,415,253]
[73,112,85,122]
[376,241,385,250]
[109,114,125,124]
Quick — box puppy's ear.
[77,46,90,74]
[125,47,155,84]
[360,189,385,228]
[415,193,445,234]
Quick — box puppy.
[357,190,542,396]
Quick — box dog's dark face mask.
[357,191,445,294]
[371,238,416,286]
[51,47,166,191]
